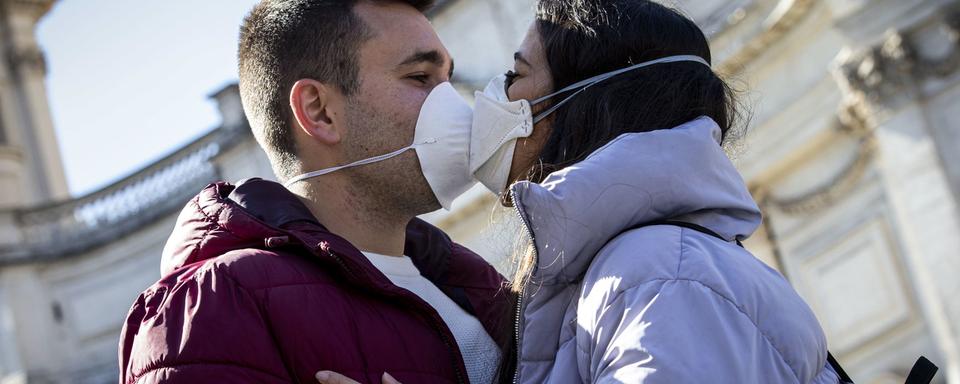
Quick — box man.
[118,1,513,383]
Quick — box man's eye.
[408,74,430,83]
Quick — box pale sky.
[37,0,261,196]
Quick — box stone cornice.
[428,0,816,78]
[697,0,756,39]
[717,0,817,75]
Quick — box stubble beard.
[341,96,441,226]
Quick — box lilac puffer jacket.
[509,117,841,383]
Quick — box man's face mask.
[470,54,712,195]
[284,82,475,210]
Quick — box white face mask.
[284,82,476,210]
[470,54,712,195]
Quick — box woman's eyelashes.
[504,70,519,88]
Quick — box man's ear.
[290,79,342,145]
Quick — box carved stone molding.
[6,45,46,75]
[758,104,877,215]
[765,137,876,215]
[835,8,960,115]
[837,31,917,108]
[6,0,56,21]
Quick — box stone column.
[833,4,960,381]
[0,0,68,207]
[0,284,26,384]
[0,266,64,383]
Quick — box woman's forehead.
[517,22,547,68]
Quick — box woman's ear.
[290,79,341,145]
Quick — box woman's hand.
[315,371,401,384]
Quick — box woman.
[494,1,840,382]
[320,0,841,382]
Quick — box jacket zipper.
[433,317,468,384]
[327,250,357,278]
[328,249,467,384]
[510,185,538,384]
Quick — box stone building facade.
[0,0,958,383]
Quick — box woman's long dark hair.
[498,2,746,381]
[531,0,743,178]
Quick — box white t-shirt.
[362,251,501,384]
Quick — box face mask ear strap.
[529,55,712,123]
[532,84,592,124]
[283,138,438,188]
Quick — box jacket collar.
[511,117,763,284]
[226,178,458,284]
[227,177,321,229]
[161,178,458,291]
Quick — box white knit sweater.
[362,251,501,384]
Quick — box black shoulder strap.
[905,356,938,384]
[831,353,938,384]
[829,352,854,383]
[622,220,743,247]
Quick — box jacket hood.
[511,117,762,284]
[159,180,315,276]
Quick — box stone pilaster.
[832,5,960,381]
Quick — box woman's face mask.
[470,54,712,195]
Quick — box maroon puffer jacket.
[118,179,514,384]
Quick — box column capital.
[4,0,56,22]
[834,7,960,117]
[835,31,918,111]
[6,45,45,75]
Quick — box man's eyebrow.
[398,50,454,78]
[399,50,445,67]
[514,51,531,67]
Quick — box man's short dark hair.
[238,0,435,179]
